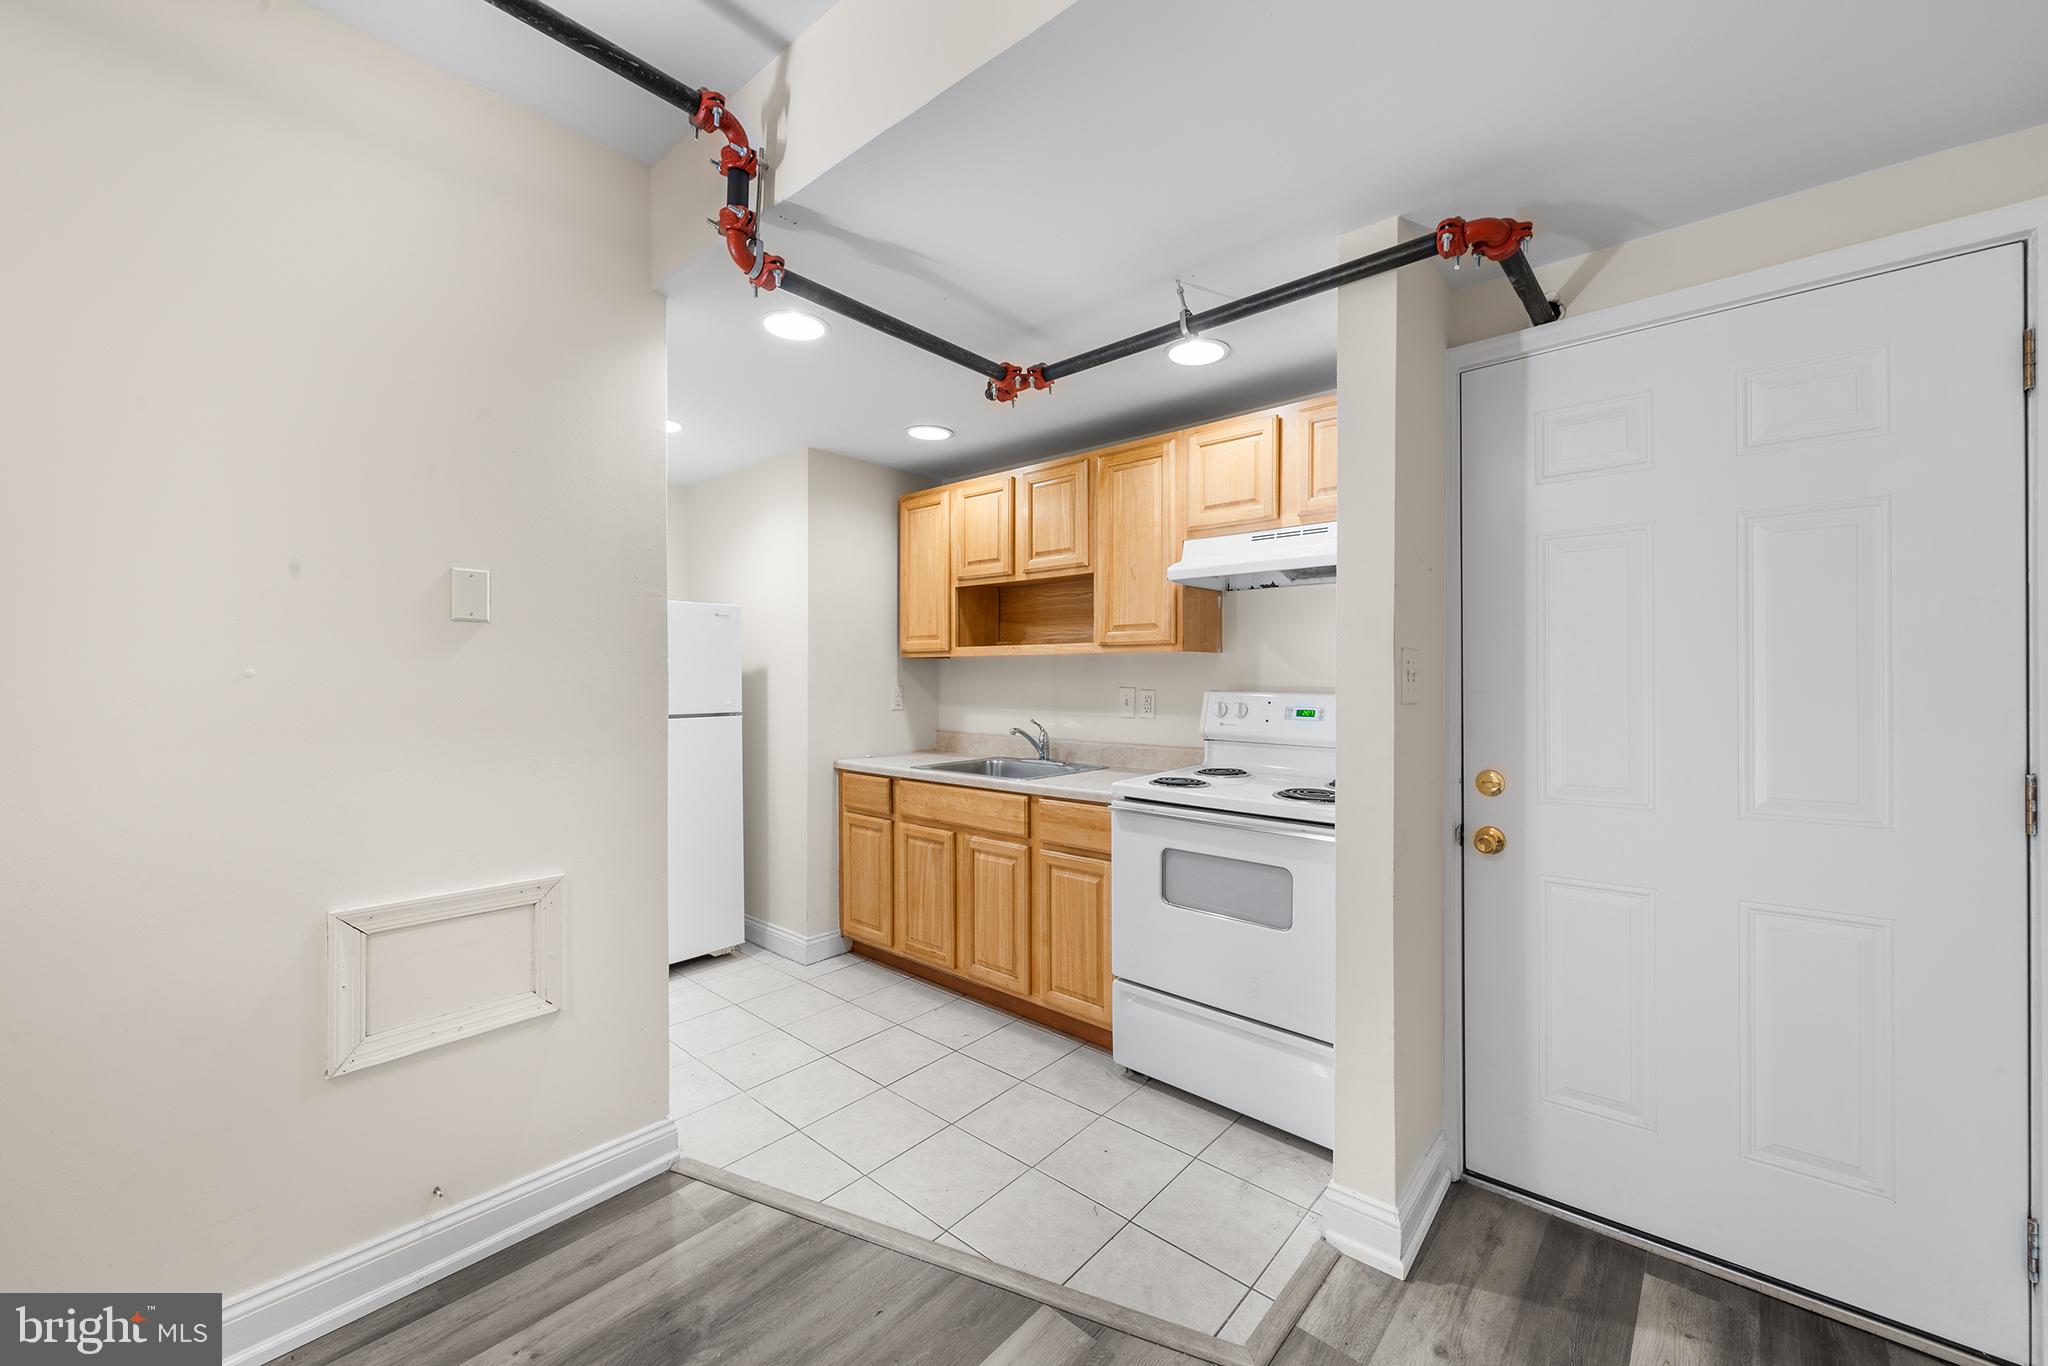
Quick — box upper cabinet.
[952,474,1014,581]
[1184,413,1281,534]
[1016,457,1091,576]
[1282,396,1339,523]
[899,488,951,656]
[896,392,1329,658]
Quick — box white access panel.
[667,713,744,963]
[1460,245,2028,1360]
[668,600,740,717]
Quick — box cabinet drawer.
[841,771,893,817]
[1034,798,1110,855]
[897,779,1030,838]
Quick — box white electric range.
[1109,691,1336,1147]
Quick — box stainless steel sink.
[917,757,1101,781]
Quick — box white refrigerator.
[668,601,745,964]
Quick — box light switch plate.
[1399,646,1422,705]
[1138,688,1156,719]
[451,568,490,622]
[1117,686,1136,718]
[891,684,904,712]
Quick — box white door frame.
[1441,196,2044,1364]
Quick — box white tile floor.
[670,944,1332,1342]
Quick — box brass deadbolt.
[1470,825,1507,856]
[1474,769,1505,797]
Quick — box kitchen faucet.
[1010,719,1051,761]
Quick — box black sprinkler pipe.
[779,271,1008,380]
[480,0,703,117]
[1038,233,1446,382]
[1496,247,1564,326]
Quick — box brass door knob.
[1470,825,1507,855]
[1474,769,1505,797]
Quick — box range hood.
[1167,523,1337,591]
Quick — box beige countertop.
[834,751,1157,804]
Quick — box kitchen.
[664,393,1345,1341]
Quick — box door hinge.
[1453,822,1465,847]
[2028,774,2039,838]
[2028,1214,2040,1285]
[2026,327,2037,394]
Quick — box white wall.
[0,0,666,1297]
[668,449,936,946]
[934,586,1335,750]
[1452,120,2048,346]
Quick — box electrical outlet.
[1138,688,1156,719]
[1399,646,1422,705]
[1117,686,1136,718]
[891,684,904,713]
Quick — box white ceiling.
[664,0,2048,484]
[307,0,838,163]
[311,0,2048,486]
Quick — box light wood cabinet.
[840,810,894,948]
[952,474,1014,582]
[894,818,957,970]
[837,777,1116,1041]
[958,833,1031,995]
[1034,849,1112,1028]
[1184,412,1281,534]
[899,489,951,656]
[1282,396,1338,523]
[1016,458,1090,576]
[1093,437,1180,647]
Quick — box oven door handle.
[1111,800,1337,843]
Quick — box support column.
[1323,216,1455,1277]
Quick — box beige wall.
[1331,217,1448,1206]
[668,450,935,946]
[935,587,1336,751]
[0,0,666,1297]
[1452,121,2048,346]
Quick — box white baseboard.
[1319,1128,1454,1279]
[220,1118,678,1366]
[745,915,849,966]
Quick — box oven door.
[1110,799,1336,1042]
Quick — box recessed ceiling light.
[762,310,829,342]
[1166,336,1231,366]
[906,424,953,442]
[664,419,682,434]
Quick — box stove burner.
[1194,767,1249,778]
[1276,787,1336,804]
[1151,775,1210,789]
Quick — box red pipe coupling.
[1435,216,1534,262]
[692,90,750,151]
[987,363,1052,404]
[718,205,759,273]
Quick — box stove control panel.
[1202,691,1336,744]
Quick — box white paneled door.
[1461,245,2029,1361]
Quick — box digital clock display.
[1295,708,1319,718]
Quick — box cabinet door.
[957,833,1031,994]
[894,819,957,969]
[1093,438,1179,647]
[899,490,951,655]
[839,811,894,948]
[1016,458,1090,576]
[952,475,1014,581]
[1184,412,1280,533]
[1034,848,1112,1027]
[1281,397,1338,524]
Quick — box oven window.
[1160,849,1294,929]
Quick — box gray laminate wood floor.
[287,1172,1947,1366]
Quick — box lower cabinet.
[1034,848,1112,1028]
[839,776,1114,1036]
[959,833,1031,994]
[894,819,958,970]
[839,810,895,948]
